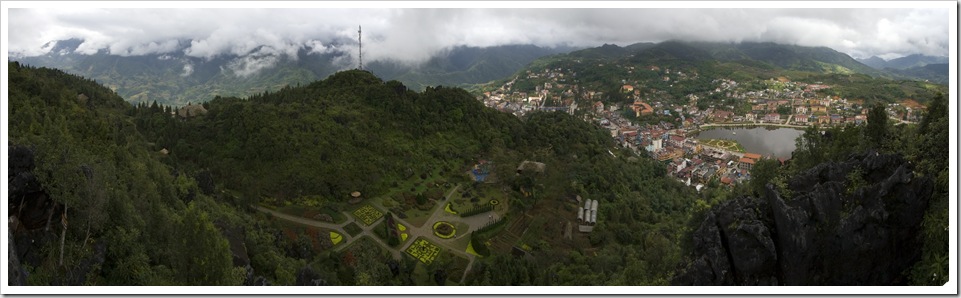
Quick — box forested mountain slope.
[7,63,699,286]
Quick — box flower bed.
[330,231,344,246]
[405,238,441,265]
[433,221,456,239]
[444,203,458,215]
[397,223,409,241]
[353,205,384,226]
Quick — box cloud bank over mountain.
[8,6,951,73]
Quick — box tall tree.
[864,103,888,151]
[171,203,240,286]
[749,159,779,196]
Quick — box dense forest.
[7,62,697,286]
[6,61,948,286]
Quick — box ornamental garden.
[352,205,384,226]
[405,237,442,265]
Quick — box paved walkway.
[252,183,493,283]
[697,122,808,129]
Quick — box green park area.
[699,138,746,152]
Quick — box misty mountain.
[11,40,574,106]
[857,54,949,70]
[856,54,949,83]
[368,44,576,91]
[885,63,949,84]
[625,41,886,77]
[857,56,890,69]
[507,40,945,105]
[568,42,656,59]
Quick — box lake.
[695,127,804,158]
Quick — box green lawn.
[343,222,363,237]
[276,204,347,224]
[699,138,746,153]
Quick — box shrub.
[416,193,427,205]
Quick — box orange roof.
[743,153,762,160]
[739,157,756,164]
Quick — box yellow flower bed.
[432,221,456,239]
[405,238,441,265]
[444,203,458,215]
[401,233,408,241]
[352,205,384,226]
[397,223,407,231]
[330,232,343,245]
[466,241,482,257]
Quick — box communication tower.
[358,25,363,70]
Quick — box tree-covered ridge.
[7,62,330,286]
[491,41,946,106]
[9,62,704,286]
[162,70,525,200]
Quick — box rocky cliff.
[674,151,932,285]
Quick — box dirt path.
[253,205,350,237]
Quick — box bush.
[416,193,427,205]
[388,236,399,247]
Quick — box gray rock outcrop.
[675,152,932,285]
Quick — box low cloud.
[8,7,950,75]
[181,62,193,77]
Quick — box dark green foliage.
[415,194,428,206]
[908,93,949,285]
[459,204,494,217]
[171,203,239,286]
[748,159,780,196]
[473,217,508,238]
[469,232,491,257]
[864,103,889,150]
[157,70,524,202]
[7,62,310,286]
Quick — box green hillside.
[499,41,946,105]
[8,62,701,286]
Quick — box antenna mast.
[358,25,363,70]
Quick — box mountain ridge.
[12,40,575,106]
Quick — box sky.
[4,3,954,69]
